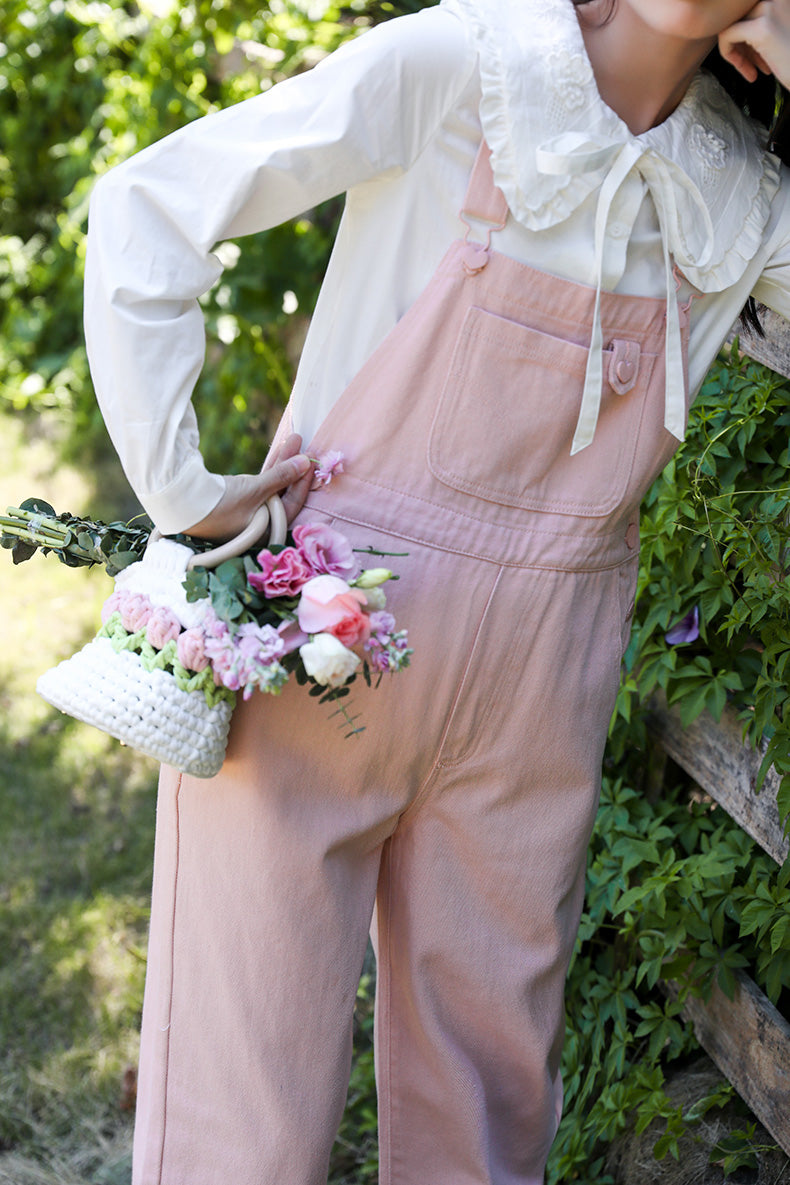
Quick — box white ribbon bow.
[536,133,715,454]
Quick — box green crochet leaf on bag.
[97,613,235,708]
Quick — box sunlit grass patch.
[0,409,380,1183]
[0,412,155,1184]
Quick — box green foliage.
[616,345,790,818]
[1,498,152,573]
[5,2,790,1177]
[0,0,430,471]
[330,962,379,1183]
[547,763,789,1181]
[548,348,790,1179]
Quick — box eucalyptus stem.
[1,503,153,574]
[1,521,81,552]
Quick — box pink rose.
[297,575,370,648]
[145,605,182,650]
[119,592,153,634]
[248,546,313,597]
[176,627,209,672]
[277,619,308,655]
[292,523,359,581]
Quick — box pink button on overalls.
[133,143,690,1185]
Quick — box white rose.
[299,633,360,688]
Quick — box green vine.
[548,346,790,1181]
[616,343,790,826]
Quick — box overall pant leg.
[131,532,513,1185]
[132,751,381,1185]
[372,561,624,1185]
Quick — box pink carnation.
[119,592,154,634]
[145,605,182,650]
[248,546,313,597]
[176,627,210,672]
[292,523,359,581]
[311,450,345,490]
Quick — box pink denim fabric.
[133,143,690,1185]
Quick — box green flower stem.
[1,522,93,559]
[0,509,96,557]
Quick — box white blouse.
[84,0,790,535]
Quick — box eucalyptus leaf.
[107,551,140,574]
[11,540,37,564]
[20,497,56,515]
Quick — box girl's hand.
[718,1,790,88]
[184,434,314,542]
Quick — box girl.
[84,1,790,1182]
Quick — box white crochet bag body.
[36,498,285,779]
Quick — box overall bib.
[133,144,690,1185]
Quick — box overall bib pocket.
[427,305,657,518]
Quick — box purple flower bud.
[665,605,700,646]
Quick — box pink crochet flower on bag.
[176,627,210,672]
[100,589,125,625]
[146,605,182,650]
[119,592,154,634]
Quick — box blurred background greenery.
[1,2,414,1180]
[3,3,790,1183]
[0,0,429,483]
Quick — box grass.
[0,409,379,1184]
[0,410,156,1184]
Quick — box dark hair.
[572,0,789,334]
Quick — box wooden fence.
[647,695,790,1156]
[644,310,790,1156]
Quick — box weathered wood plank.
[729,305,790,380]
[676,969,790,1157]
[646,694,789,866]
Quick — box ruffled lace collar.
[441,0,781,293]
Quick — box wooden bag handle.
[148,494,288,571]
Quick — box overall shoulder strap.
[459,140,509,231]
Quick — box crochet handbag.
[36,498,287,778]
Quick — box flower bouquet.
[1,486,411,778]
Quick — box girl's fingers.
[279,463,315,524]
[718,1,790,87]
[263,432,304,471]
[184,454,313,540]
[718,42,759,82]
[262,452,313,491]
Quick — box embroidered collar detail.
[441,0,782,452]
[441,0,780,294]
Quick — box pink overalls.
[133,144,690,1185]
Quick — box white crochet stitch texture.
[37,637,233,778]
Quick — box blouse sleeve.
[84,7,476,533]
[751,169,790,323]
